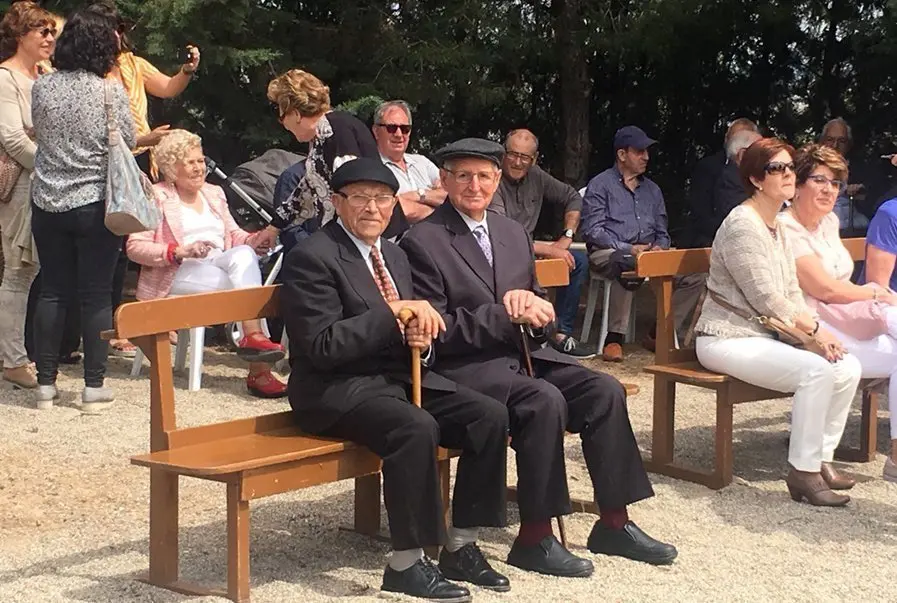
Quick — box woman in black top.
[265,69,407,238]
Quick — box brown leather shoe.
[785,468,850,507]
[820,462,856,490]
[3,365,37,389]
[602,343,623,362]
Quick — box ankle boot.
[785,468,850,507]
[820,462,856,490]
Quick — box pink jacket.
[127,182,252,300]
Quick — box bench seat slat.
[644,361,730,384]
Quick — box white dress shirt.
[380,153,440,194]
[338,219,398,293]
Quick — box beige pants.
[588,247,705,337]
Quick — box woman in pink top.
[127,130,285,398]
[779,143,897,482]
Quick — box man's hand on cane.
[507,294,555,329]
[389,300,446,345]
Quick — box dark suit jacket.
[686,150,726,247]
[711,161,749,234]
[399,203,578,404]
[281,220,456,433]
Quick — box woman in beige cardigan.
[0,2,56,389]
[694,137,862,507]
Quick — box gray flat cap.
[433,138,505,168]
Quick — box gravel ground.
[1,343,896,603]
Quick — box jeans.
[31,202,122,387]
[553,249,587,336]
[25,271,81,362]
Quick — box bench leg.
[712,393,734,489]
[650,377,675,466]
[836,388,879,463]
[227,482,251,603]
[148,470,179,585]
[354,474,381,537]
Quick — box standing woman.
[0,1,56,389]
[30,7,135,411]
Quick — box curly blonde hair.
[155,129,203,182]
[267,69,331,119]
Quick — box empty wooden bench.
[113,258,575,602]
[636,238,883,489]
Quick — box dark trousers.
[25,271,81,361]
[31,202,122,387]
[506,360,654,521]
[554,249,588,335]
[319,379,509,550]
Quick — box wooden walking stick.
[398,308,422,407]
[518,324,568,548]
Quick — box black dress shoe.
[587,521,678,565]
[506,535,594,578]
[381,557,471,602]
[439,543,511,592]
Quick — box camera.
[180,46,193,64]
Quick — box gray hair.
[726,129,761,160]
[820,117,852,143]
[374,100,412,126]
[155,129,203,182]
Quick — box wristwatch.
[417,188,427,203]
[562,229,575,239]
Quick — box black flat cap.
[433,138,505,168]
[331,157,400,193]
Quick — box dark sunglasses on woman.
[764,161,795,175]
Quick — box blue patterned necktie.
[472,225,493,267]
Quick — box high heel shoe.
[785,468,850,507]
[820,462,856,490]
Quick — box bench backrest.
[635,238,865,364]
[113,258,569,452]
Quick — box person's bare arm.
[142,47,200,99]
[795,255,877,304]
[865,243,897,289]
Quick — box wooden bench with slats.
[111,257,573,603]
[636,237,883,489]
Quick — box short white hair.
[820,117,852,143]
[155,130,203,182]
[726,130,761,160]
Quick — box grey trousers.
[588,247,706,337]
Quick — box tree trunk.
[555,0,592,186]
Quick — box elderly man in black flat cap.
[281,158,512,602]
[400,138,678,578]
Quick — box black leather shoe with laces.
[439,542,511,592]
[381,557,471,602]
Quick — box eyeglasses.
[764,161,795,175]
[444,169,499,185]
[506,150,536,164]
[35,26,57,38]
[806,174,846,191]
[377,123,411,135]
[335,192,396,208]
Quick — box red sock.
[598,506,629,530]
[516,520,553,546]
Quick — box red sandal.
[236,332,285,363]
[246,369,287,399]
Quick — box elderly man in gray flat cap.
[401,138,678,580]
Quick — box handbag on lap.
[103,80,160,235]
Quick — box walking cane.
[398,308,422,407]
[518,324,568,548]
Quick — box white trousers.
[169,245,262,296]
[696,336,862,472]
[822,306,897,439]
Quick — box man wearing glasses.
[373,100,446,224]
[492,129,596,359]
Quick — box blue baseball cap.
[613,126,657,151]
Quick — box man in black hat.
[281,157,512,601]
[581,125,704,361]
[400,138,678,578]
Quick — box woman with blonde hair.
[781,143,897,483]
[127,130,287,398]
[265,69,407,240]
[0,0,56,389]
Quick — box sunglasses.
[377,123,411,135]
[764,161,795,175]
[34,26,57,38]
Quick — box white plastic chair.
[580,273,637,350]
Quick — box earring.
[758,186,763,191]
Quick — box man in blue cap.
[402,138,678,579]
[281,157,512,601]
[581,126,704,361]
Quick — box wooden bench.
[636,238,883,489]
[113,258,577,602]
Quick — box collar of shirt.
[337,218,382,260]
[612,163,642,190]
[457,208,489,235]
[380,152,417,170]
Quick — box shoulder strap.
[103,79,117,133]
[706,287,758,322]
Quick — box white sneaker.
[80,386,115,414]
[35,384,58,410]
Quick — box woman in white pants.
[780,143,897,483]
[695,137,862,507]
[127,130,286,398]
